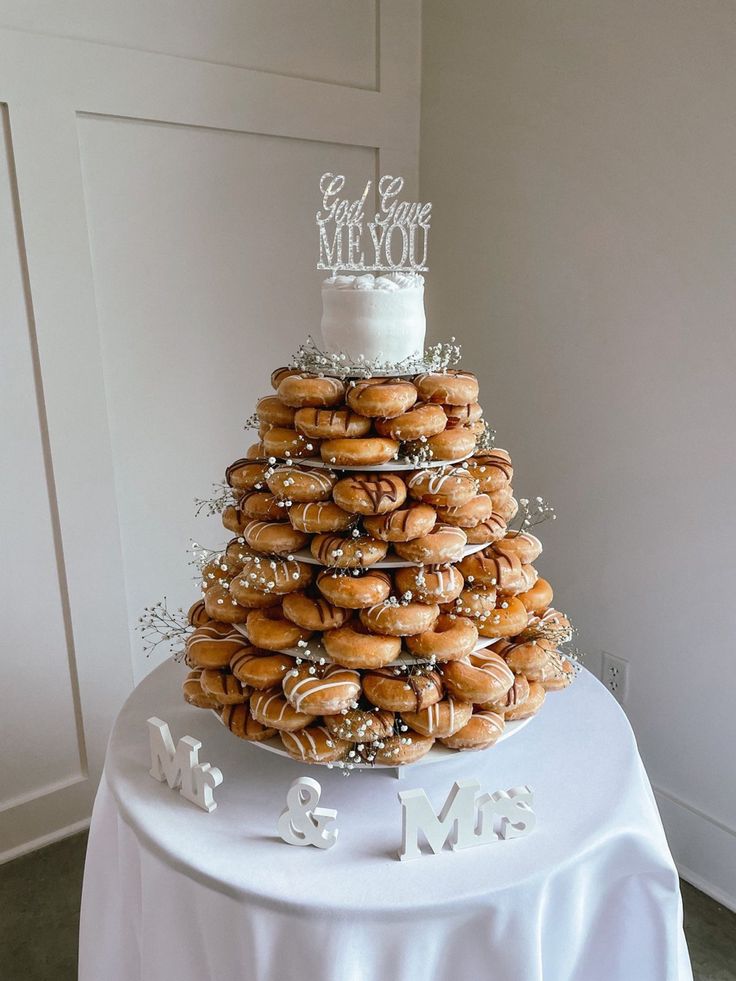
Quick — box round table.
[79,660,692,981]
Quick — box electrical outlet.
[601,652,629,704]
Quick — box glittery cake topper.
[317,173,431,273]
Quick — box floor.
[0,832,734,980]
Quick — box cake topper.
[317,173,431,274]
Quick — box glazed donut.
[523,607,572,643]
[483,673,530,713]
[246,606,312,650]
[539,657,575,691]
[288,501,352,533]
[310,533,388,568]
[226,459,268,493]
[316,569,392,609]
[493,494,518,522]
[183,669,220,709]
[394,565,464,604]
[362,668,444,712]
[225,537,252,564]
[203,583,249,623]
[424,427,477,461]
[459,550,530,593]
[449,585,498,620]
[505,680,546,721]
[374,403,447,441]
[200,553,242,590]
[407,466,477,508]
[493,532,543,565]
[504,637,557,675]
[277,373,345,408]
[518,577,553,614]
[187,599,211,628]
[262,427,319,459]
[222,504,247,535]
[405,613,478,661]
[443,651,514,704]
[230,648,296,690]
[440,710,505,751]
[320,437,399,467]
[250,689,316,731]
[359,599,439,637]
[465,514,508,545]
[220,702,276,741]
[281,591,350,630]
[244,520,309,557]
[199,668,250,705]
[477,597,529,639]
[283,664,361,715]
[403,696,472,738]
[436,494,493,528]
[414,370,479,406]
[235,554,312,596]
[246,441,266,459]
[294,407,371,439]
[323,620,400,669]
[238,491,286,523]
[323,707,395,743]
[186,622,248,669]
[280,726,349,763]
[467,449,513,493]
[332,473,407,515]
[256,395,296,428]
[443,402,483,426]
[228,577,282,609]
[346,378,417,418]
[266,464,336,502]
[271,366,300,390]
[363,503,437,543]
[393,524,467,564]
[374,733,435,765]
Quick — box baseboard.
[0,817,90,866]
[654,785,736,914]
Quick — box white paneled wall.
[0,0,421,860]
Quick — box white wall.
[0,0,421,860]
[421,0,736,907]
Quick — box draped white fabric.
[79,660,692,981]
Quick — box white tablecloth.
[79,659,691,981]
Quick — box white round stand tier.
[287,452,473,472]
[292,540,485,568]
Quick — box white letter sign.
[147,717,223,813]
[278,776,338,850]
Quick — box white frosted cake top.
[322,272,424,292]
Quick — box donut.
[323,708,395,743]
[238,491,287,523]
[465,514,508,545]
[363,668,444,712]
[281,591,350,630]
[467,449,513,493]
[185,622,248,669]
[230,648,296,689]
[539,657,575,691]
[477,597,529,638]
[359,600,439,637]
[405,613,478,661]
[468,647,517,697]
[393,524,467,564]
[504,680,546,720]
[504,638,558,675]
[234,554,312,596]
[332,473,407,515]
[424,427,476,461]
[442,651,514,704]
[483,673,530,713]
[199,669,250,705]
[374,733,435,765]
[363,503,437,543]
[320,437,399,467]
[283,664,361,715]
[443,402,483,426]
[394,565,464,604]
[183,669,221,709]
[449,585,498,620]
[200,553,242,590]
[494,494,519,522]
[316,569,392,609]
[323,620,401,668]
[346,378,417,418]
[523,607,572,643]
[407,467,477,508]
[280,726,349,764]
[310,533,388,568]
[243,520,309,557]
[203,583,249,623]
[294,407,371,439]
[187,599,211,628]
[403,697,473,738]
[374,403,447,440]
[228,576,282,609]
[288,501,352,533]
[277,373,345,408]
[245,605,312,651]
[414,370,479,406]
[246,441,266,459]
[440,710,505,751]
[222,504,247,535]
[518,578,553,613]
[262,427,319,459]
[250,690,316,731]
[266,464,336,503]
[493,532,543,565]
[458,550,530,593]
[436,494,493,528]
[220,702,276,741]
[256,396,296,428]
[271,366,300,390]
[226,459,268,493]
